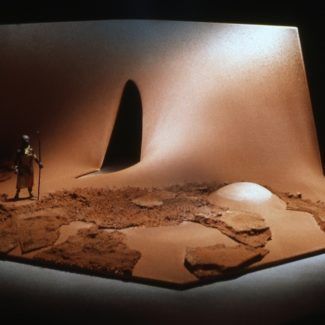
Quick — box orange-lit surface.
[0,20,324,286]
[0,20,323,199]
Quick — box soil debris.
[35,226,141,277]
[15,208,70,253]
[14,186,218,229]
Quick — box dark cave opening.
[101,80,142,172]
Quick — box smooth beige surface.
[255,209,325,266]
[0,20,323,201]
[121,222,238,284]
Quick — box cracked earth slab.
[34,226,141,277]
[185,244,269,279]
[15,208,70,253]
[192,210,271,248]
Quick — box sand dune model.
[0,20,324,288]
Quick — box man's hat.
[21,134,30,142]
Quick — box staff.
[37,130,42,200]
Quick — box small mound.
[208,182,285,212]
[216,182,272,203]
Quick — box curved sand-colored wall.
[0,21,323,198]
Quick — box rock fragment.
[132,194,163,208]
[185,244,269,279]
[193,210,271,248]
[35,227,141,277]
[287,192,302,199]
[131,190,177,209]
[217,211,271,247]
[219,212,268,232]
[16,208,69,253]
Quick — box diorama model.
[14,134,43,200]
[0,20,324,288]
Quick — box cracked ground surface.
[0,183,324,287]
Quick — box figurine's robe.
[15,146,37,189]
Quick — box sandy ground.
[0,182,324,287]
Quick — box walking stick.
[37,130,41,200]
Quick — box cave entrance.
[101,80,142,172]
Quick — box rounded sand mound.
[208,182,285,212]
[216,182,272,203]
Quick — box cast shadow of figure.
[6,196,33,202]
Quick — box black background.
[0,2,324,324]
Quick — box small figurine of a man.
[14,134,43,200]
